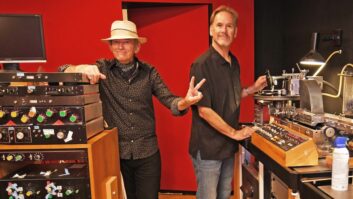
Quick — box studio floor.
[159,194,195,199]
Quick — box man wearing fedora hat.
[59,20,205,199]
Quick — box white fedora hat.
[102,20,147,44]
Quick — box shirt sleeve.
[57,64,71,72]
[57,59,106,73]
[150,67,188,116]
[190,62,211,108]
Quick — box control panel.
[255,124,308,151]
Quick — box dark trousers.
[120,151,161,199]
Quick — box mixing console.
[252,122,318,167]
[255,124,308,151]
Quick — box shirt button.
[131,140,134,143]
[131,126,134,130]
[129,99,132,102]
[129,112,133,115]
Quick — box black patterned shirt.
[60,58,186,159]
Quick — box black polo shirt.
[189,46,242,160]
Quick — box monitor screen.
[0,14,46,67]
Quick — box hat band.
[111,28,137,34]
[110,29,139,39]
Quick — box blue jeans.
[191,151,234,199]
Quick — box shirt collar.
[108,57,140,70]
[210,46,235,66]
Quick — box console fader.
[254,124,307,151]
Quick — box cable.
[322,63,353,98]
[322,80,338,93]
[313,50,342,77]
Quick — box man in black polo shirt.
[60,20,205,199]
[189,5,267,199]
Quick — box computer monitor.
[0,14,46,71]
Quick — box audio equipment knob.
[69,114,78,122]
[0,110,5,118]
[59,110,68,117]
[16,132,24,140]
[65,189,74,196]
[57,131,65,140]
[10,111,19,118]
[20,115,30,123]
[45,194,54,199]
[33,153,43,161]
[37,114,46,123]
[46,109,54,117]
[6,154,14,161]
[26,190,34,197]
[27,87,35,94]
[15,154,23,161]
[28,107,37,118]
[324,126,336,138]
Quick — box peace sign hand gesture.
[185,76,206,105]
[177,76,206,111]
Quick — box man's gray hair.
[210,5,239,26]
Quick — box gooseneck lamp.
[299,32,325,66]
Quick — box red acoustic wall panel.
[128,4,209,190]
[124,0,256,121]
[127,0,254,191]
